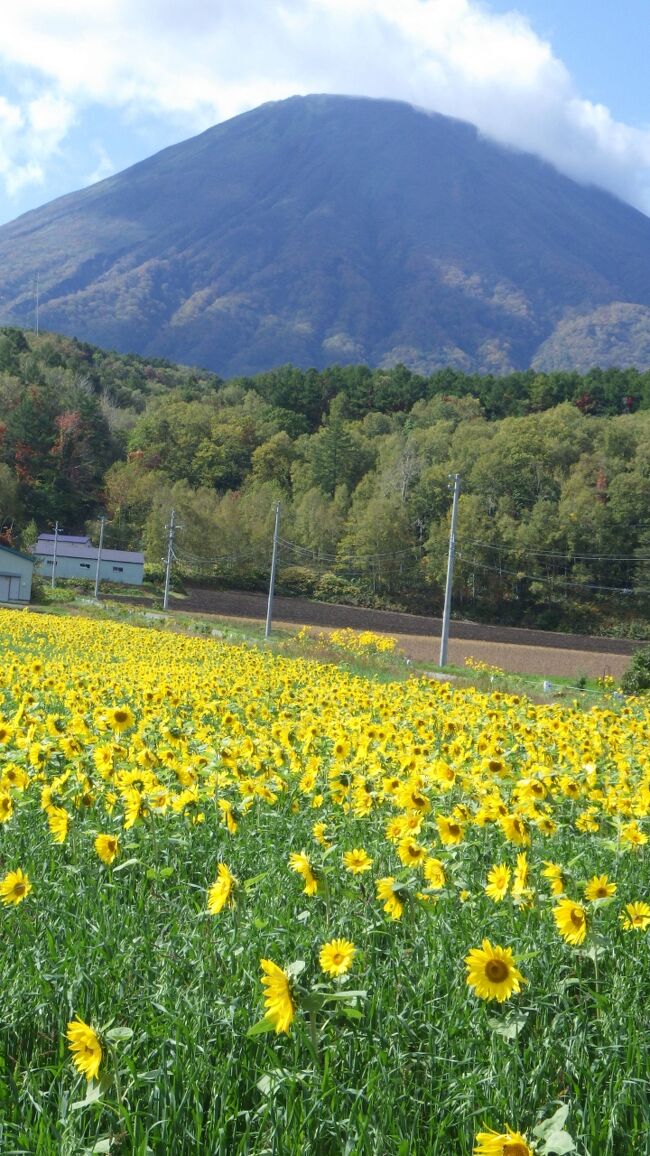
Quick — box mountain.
[3,94,650,376]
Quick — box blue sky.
[485,0,650,125]
[0,0,649,227]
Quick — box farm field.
[1,608,650,1155]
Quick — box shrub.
[621,646,650,694]
[314,572,372,606]
[276,566,317,598]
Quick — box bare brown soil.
[176,588,639,679]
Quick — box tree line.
[1,327,650,636]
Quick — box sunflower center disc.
[485,959,509,983]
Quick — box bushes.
[276,566,317,598]
[621,646,650,694]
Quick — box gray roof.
[38,533,91,544]
[33,542,145,564]
[0,542,34,563]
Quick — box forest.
[1,326,650,637]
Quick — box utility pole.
[265,502,281,639]
[35,273,39,336]
[93,516,105,600]
[163,509,176,611]
[51,520,59,588]
[439,473,461,668]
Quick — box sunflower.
[218,798,238,834]
[553,898,587,945]
[122,787,146,829]
[0,868,32,906]
[511,853,529,898]
[584,874,616,901]
[436,815,464,845]
[0,793,13,823]
[485,863,511,903]
[473,1125,533,1155]
[107,705,135,733]
[620,821,648,849]
[423,857,446,890]
[207,863,237,914]
[46,805,69,844]
[313,821,331,847]
[343,848,373,873]
[288,851,318,896]
[376,876,405,920]
[66,1017,102,1081]
[319,938,356,977]
[620,901,650,931]
[465,940,525,1003]
[260,959,295,1033]
[397,837,427,867]
[94,833,119,865]
[541,861,565,896]
[500,814,530,846]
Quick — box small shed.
[32,541,145,586]
[0,543,33,605]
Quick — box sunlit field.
[1,607,649,1156]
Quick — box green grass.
[3,806,650,1154]
[1,611,646,1153]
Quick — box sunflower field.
[1,607,649,1155]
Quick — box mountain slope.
[3,94,650,375]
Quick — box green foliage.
[276,566,318,598]
[314,572,375,606]
[5,326,650,637]
[621,646,650,694]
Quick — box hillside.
[2,328,650,639]
[3,95,650,374]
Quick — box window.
[80,563,91,569]
[113,566,124,573]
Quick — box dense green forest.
[2,327,650,636]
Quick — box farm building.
[0,543,34,604]
[32,539,145,586]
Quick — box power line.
[455,552,650,595]
[459,537,650,564]
[278,537,422,565]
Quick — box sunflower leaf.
[112,858,140,873]
[487,1011,528,1039]
[104,1026,133,1043]
[246,1017,277,1038]
[534,1106,576,1152]
[533,1105,570,1137]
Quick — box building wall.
[0,552,33,603]
[35,556,144,585]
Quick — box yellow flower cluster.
[1,605,649,1129]
[327,627,397,655]
[464,656,505,678]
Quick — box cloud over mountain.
[0,1,649,220]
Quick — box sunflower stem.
[308,1010,320,1064]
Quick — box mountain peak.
[2,93,650,375]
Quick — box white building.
[0,543,34,604]
[33,537,144,586]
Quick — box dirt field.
[177,587,639,679]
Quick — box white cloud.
[0,0,649,211]
[84,142,115,187]
[0,85,74,204]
